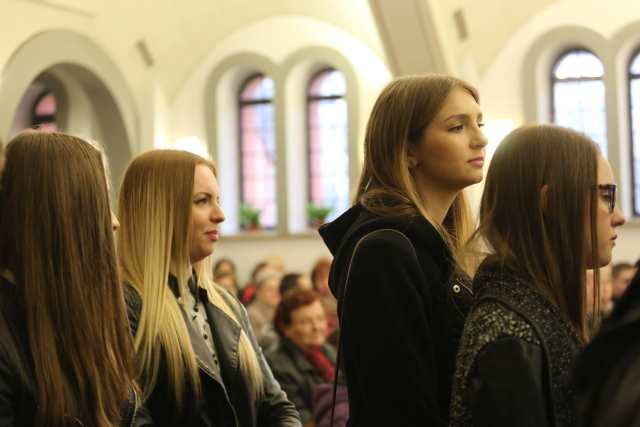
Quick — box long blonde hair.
[117,150,263,409]
[355,74,478,272]
[0,131,134,426]
[472,125,600,341]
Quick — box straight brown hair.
[0,131,135,426]
[473,125,600,341]
[355,74,479,272]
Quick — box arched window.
[307,68,348,223]
[31,90,58,132]
[552,49,607,156]
[629,50,640,215]
[238,74,276,230]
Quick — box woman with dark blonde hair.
[118,149,300,426]
[449,125,626,426]
[319,74,487,425]
[0,131,140,426]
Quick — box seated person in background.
[214,271,239,297]
[611,262,636,304]
[248,269,282,348]
[267,289,346,427]
[280,273,313,296]
[241,260,279,305]
[213,257,237,278]
[310,257,339,340]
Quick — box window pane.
[630,77,640,214]
[32,91,58,131]
[240,75,274,101]
[554,50,604,79]
[308,70,349,222]
[553,79,607,156]
[35,92,56,115]
[308,69,347,98]
[631,53,640,75]
[239,76,277,229]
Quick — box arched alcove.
[0,30,139,188]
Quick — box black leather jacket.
[125,277,301,427]
[0,275,143,426]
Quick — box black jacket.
[125,277,301,427]
[572,268,640,427]
[319,204,473,426]
[0,275,142,426]
[265,338,336,424]
[450,261,583,427]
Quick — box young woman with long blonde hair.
[449,125,626,426]
[319,74,487,425]
[0,131,140,426]
[118,149,300,426]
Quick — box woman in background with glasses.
[450,125,625,427]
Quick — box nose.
[111,210,120,232]
[612,206,626,228]
[471,124,488,149]
[211,202,226,224]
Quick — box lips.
[468,157,484,167]
[205,230,219,241]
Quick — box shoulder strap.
[330,228,418,426]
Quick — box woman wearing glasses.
[449,125,625,427]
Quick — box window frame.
[550,47,604,123]
[628,48,640,215]
[237,73,277,229]
[31,90,57,128]
[305,67,349,220]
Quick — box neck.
[414,174,459,225]
[169,263,192,282]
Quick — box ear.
[407,156,418,169]
[540,184,549,212]
[407,146,419,169]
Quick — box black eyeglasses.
[596,184,616,213]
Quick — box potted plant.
[307,203,333,228]
[239,203,261,231]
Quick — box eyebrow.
[193,192,214,199]
[444,113,483,122]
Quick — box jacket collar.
[168,273,242,390]
[167,273,198,297]
[319,203,451,300]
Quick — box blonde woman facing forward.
[118,150,301,427]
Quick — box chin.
[589,254,612,269]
